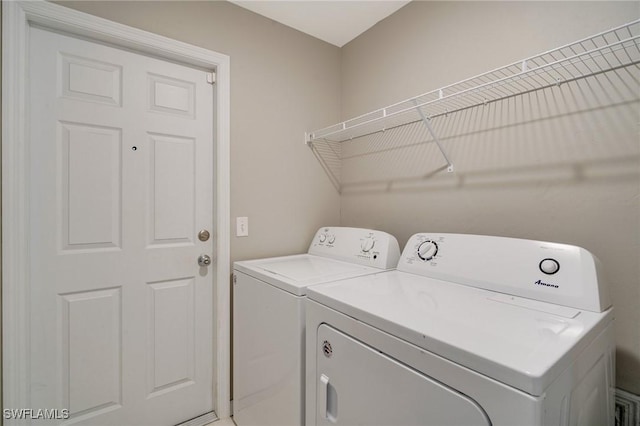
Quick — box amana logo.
[535,279,559,289]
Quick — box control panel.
[308,227,401,270]
[398,233,610,313]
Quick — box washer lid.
[307,270,613,396]
[234,254,379,296]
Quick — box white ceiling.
[229,1,411,47]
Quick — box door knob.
[198,254,212,267]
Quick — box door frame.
[2,0,232,420]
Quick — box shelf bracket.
[413,101,454,173]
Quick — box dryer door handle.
[320,374,337,423]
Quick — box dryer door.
[315,324,491,426]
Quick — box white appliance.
[305,233,615,426]
[233,227,401,426]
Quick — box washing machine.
[305,233,615,426]
[233,227,400,426]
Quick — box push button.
[539,258,560,275]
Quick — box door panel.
[147,278,196,397]
[149,133,196,244]
[61,288,122,417]
[60,53,122,106]
[61,122,122,250]
[29,26,214,425]
[315,324,491,426]
[148,73,195,118]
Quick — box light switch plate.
[236,217,249,237]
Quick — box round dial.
[361,237,375,253]
[319,234,327,243]
[539,258,560,275]
[417,240,438,261]
[328,235,336,244]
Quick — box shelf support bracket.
[304,132,313,147]
[413,101,454,173]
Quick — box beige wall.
[54,0,342,263]
[340,1,640,393]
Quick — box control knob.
[361,237,375,253]
[417,240,438,261]
[319,234,326,243]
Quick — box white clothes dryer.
[233,227,400,426]
[305,233,615,426]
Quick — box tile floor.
[205,418,235,426]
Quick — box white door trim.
[2,0,231,420]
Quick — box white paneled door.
[28,26,214,425]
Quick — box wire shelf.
[306,19,640,145]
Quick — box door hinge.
[233,274,237,284]
[207,72,216,84]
